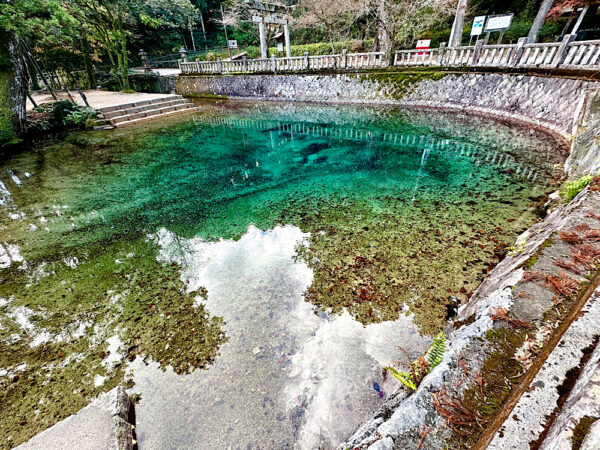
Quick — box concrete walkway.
[26,90,176,111]
[16,387,134,450]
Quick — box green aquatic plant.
[387,331,447,391]
[561,175,593,203]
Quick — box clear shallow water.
[0,101,564,449]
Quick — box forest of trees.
[0,0,598,146]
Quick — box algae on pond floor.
[0,237,225,448]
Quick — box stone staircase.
[96,95,196,128]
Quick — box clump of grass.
[386,331,446,391]
[561,175,593,203]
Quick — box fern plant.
[425,331,447,368]
[386,331,446,391]
[385,367,417,391]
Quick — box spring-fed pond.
[0,100,565,449]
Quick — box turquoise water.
[0,101,564,449]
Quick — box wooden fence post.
[552,34,576,68]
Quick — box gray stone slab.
[488,287,600,449]
[16,386,133,450]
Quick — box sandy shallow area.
[26,90,175,111]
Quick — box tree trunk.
[120,33,130,90]
[376,0,391,52]
[571,4,589,36]
[8,36,27,136]
[117,17,130,91]
[80,37,96,89]
[449,0,468,48]
[527,0,554,43]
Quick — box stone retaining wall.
[176,72,599,140]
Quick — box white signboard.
[485,14,513,32]
[415,39,431,49]
[227,40,238,49]
[471,16,486,36]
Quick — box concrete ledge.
[16,386,133,450]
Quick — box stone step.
[113,106,197,128]
[103,98,190,119]
[97,95,183,114]
[109,102,194,125]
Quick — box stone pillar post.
[243,55,248,72]
[511,37,528,67]
[304,51,310,70]
[471,39,484,66]
[259,20,268,59]
[553,34,575,68]
[437,42,447,66]
[341,49,347,69]
[283,21,292,58]
[217,56,223,73]
[271,54,276,73]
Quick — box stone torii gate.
[245,0,292,59]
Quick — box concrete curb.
[16,386,133,450]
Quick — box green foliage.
[386,367,418,390]
[32,100,99,130]
[0,69,20,147]
[426,331,447,368]
[386,331,447,391]
[561,175,594,203]
[64,106,99,128]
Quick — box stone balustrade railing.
[179,34,600,75]
[179,51,387,74]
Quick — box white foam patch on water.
[102,334,123,369]
[94,374,108,387]
[5,306,88,348]
[8,306,53,347]
[26,262,54,285]
[9,306,36,332]
[8,212,25,220]
[0,243,24,269]
[141,225,430,450]
[0,180,11,206]
[31,330,52,347]
[7,170,22,187]
[63,257,79,269]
